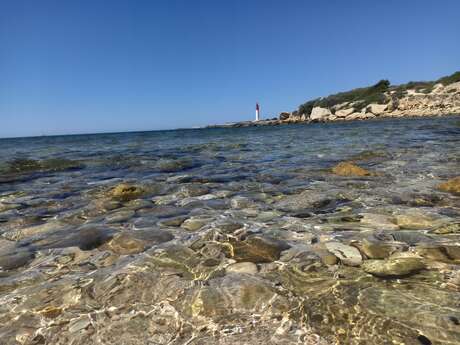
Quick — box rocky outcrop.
[272,75,460,124]
[310,107,332,121]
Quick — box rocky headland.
[209,71,460,128]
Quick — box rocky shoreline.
[208,74,460,128]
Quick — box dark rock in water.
[438,176,460,195]
[0,240,35,271]
[392,193,444,207]
[102,230,173,255]
[331,161,373,176]
[362,257,426,278]
[109,183,145,201]
[178,184,210,197]
[231,235,290,263]
[349,150,389,162]
[31,226,114,251]
[7,158,84,173]
[157,158,197,173]
[146,205,189,218]
[158,215,188,227]
[214,221,244,233]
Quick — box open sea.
[0,115,459,344]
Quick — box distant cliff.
[279,71,460,123]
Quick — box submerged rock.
[438,176,460,195]
[31,226,114,251]
[432,222,460,234]
[7,158,83,173]
[157,158,196,173]
[110,183,145,201]
[103,230,173,255]
[331,162,372,176]
[325,241,362,266]
[356,238,406,259]
[226,261,258,274]
[362,257,426,278]
[0,239,35,271]
[181,217,210,231]
[231,235,290,263]
[395,211,439,230]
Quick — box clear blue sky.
[1,0,459,138]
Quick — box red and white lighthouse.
[255,102,260,121]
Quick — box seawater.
[0,116,459,345]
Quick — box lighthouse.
[255,102,260,121]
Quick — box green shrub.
[436,71,460,85]
[298,79,390,114]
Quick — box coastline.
[206,111,460,129]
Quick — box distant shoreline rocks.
[207,71,460,129]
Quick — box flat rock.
[395,211,438,230]
[362,257,426,278]
[226,262,258,274]
[104,230,173,255]
[181,217,210,231]
[325,241,362,266]
[359,213,398,230]
[357,238,406,259]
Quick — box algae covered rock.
[331,161,372,176]
[110,183,145,201]
[362,257,425,278]
[438,176,460,195]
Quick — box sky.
[1,0,459,138]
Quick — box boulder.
[335,108,355,117]
[310,107,331,121]
[438,177,460,195]
[110,183,145,201]
[331,162,372,176]
[325,241,362,266]
[368,103,388,115]
[362,257,425,278]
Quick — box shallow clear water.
[0,116,459,344]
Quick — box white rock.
[310,107,331,120]
[325,242,362,266]
[368,103,388,114]
[335,108,355,117]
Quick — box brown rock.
[438,177,460,195]
[331,162,372,176]
[110,183,145,201]
[231,235,290,263]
